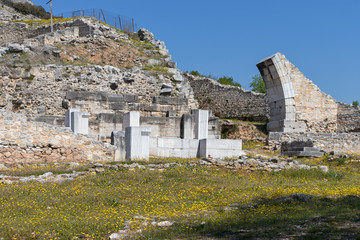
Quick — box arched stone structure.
[257,53,338,133]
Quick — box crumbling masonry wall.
[187,73,269,122]
[268,132,360,154]
[337,102,360,132]
[0,19,92,46]
[0,109,114,163]
[257,53,338,133]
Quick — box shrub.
[353,100,359,107]
[1,0,50,19]
[218,76,241,88]
[190,70,201,76]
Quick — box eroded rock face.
[0,17,198,116]
[138,28,155,42]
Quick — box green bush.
[218,76,241,88]
[189,70,217,80]
[1,0,50,19]
[353,100,359,107]
[190,70,201,76]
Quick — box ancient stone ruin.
[257,53,360,155]
[0,3,359,163]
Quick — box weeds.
[142,65,168,73]
[0,157,359,239]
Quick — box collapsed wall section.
[257,53,338,133]
[0,19,96,46]
[187,73,269,122]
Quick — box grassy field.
[0,154,360,239]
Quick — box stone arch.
[257,53,306,132]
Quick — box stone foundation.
[268,132,360,154]
[0,109,114,163]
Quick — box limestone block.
[125,127,142,160]
[193,110,208,139]
[141,127,152,160]
[149,138,200,158]
[122,112,140,131]
[125,127,151,160]
[199,139,244,159]
[111,131,126,161]
[181,114,193,139]
[65,108,80,128]
[71,112,90,134]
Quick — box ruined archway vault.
[257,53,338,133]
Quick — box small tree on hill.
[250,74,266,93]
[218,76,241,88]
[353,100,359,107]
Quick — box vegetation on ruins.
[250,74,266,93]
[353,100,359,107]
[218,75,242,88]
[1,0,50,19]
[189,70,242,88]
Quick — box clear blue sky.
[33,0,360,104]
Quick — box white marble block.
[122,111,140,131]
[71,112,90,134]
[193,109,209,139]
[65,108,80,128]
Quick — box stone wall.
[187,73,269,122]
[32,112,221,141]
[0,109,114,163]
[0,64,196,116]
[268,132,360,154]
[0,18,96,46]
[337,102,360,133]
[257,53,338,133]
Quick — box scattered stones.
[155,221,174,227]
[0,170,87,184]
[319,165,329,173]
[108,230,130,240]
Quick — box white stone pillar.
[125,127,142,160]
[122,111,140,131]
[65,108,80,128]
[71,112,90,134]
[181,113,193,139]
[125,126,152,161]
[111,130,126,161]
[193,110,209,139]
[141,127,151,159]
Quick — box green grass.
[0,164,90,177]
[142,65,168,73]
[242,140,266,149]
[1,158,360,239]
[11,17,76,26]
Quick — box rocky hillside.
[0,1,36,22]
[0,13,198,116]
